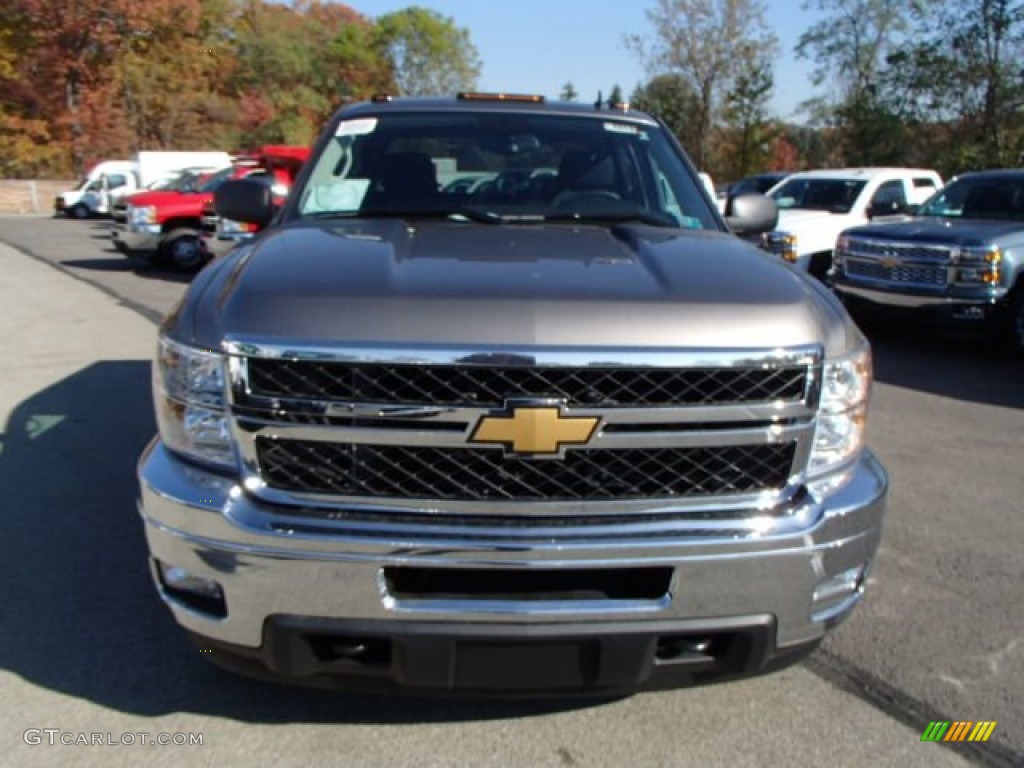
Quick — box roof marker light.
[457,92,545,103]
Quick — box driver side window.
[871,180,907,207]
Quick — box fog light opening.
[157,560,227,618]
[952,305,986,320]
[810,562,869,623]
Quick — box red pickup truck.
[198,146,310,260]
[112,145,309,272]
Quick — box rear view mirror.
[215,178,275,227]
[724,194,778,236]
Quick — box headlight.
[955,245,1001,285]
[807,346,872,478]
[131,205,157,225]
[761,230,799,262]
[154,337,235,470]
[218,218,252,236]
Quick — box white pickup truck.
[56,151,231,219]
[759,167,943,279]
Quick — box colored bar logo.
[921,721,997,742]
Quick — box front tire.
[161,229,205,273]
[68,203,90,220]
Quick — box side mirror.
[724,193,778,236]
[215,178,275,227]
[867,200,904,219]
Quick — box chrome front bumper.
[138,440,887,659]
[112,222,161,253]
[834,281,998,307]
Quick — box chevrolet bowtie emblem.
[469,405,599,456]
[880,257,899,268]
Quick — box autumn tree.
[375,7,481,96]
[226,0,390,147]
[627,0,778,170]
[116,0,235,151]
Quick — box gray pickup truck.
[138,94,887,695]
[831,169,1024,350]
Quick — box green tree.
[891,0,1024,171]
[795,0,913,164]
[630,74,702,155]
[375,6,481,96]
[626,0,778,170]
[720,54,776,178]
[560,81,579,101]
[608,84,624,105]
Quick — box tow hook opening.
[156,559,227,618]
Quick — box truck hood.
[177,219,859,355]
[126,189,210,207]
[842,216,1024,247]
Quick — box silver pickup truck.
[137,93,887,696]
[831,169,1024,351]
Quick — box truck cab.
[112,147,307,272]
[198,145,311,260]
[831,168,1024,351]
[760,167,943,279]
[55,160,137,219]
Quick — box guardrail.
[0,180,75,214]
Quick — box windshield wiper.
[543,211,679,228]
[321,207,505,225]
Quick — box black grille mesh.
[846,259,947,286]
[846,240,951,262]
[246,360,807,407]
[256,438,797,501]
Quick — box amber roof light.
[457,92,545,103]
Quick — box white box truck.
[56,151,232,219]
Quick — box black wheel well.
[161,218,201,235]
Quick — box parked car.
[110,168,217,225]
[55,160,137,219]
[111,146,307,272]
[56,151,232,219]
[198,145,310,260]
[135,92,887,695]
[759,167,943,279]
[831,168,1024,351]
[729,171,792,197]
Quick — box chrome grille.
[246,360,808,407]
[256,438,797,501]
[845,259,947,286]
[845,240,951,262]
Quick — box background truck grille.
[255,438,797,501]
[845,240,951,261]
[846,259,947,286]
[246,360,808,407]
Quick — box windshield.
[769,177,867,214]
[918,175,1024,220]
[198,166,235,193]
[296,111,718,228]
[732,174,787,196]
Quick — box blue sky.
[352,0,828,122]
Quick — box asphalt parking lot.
[0,214,1021,767]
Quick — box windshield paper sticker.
[336,118,378,137]
[603,122,641,135]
